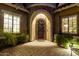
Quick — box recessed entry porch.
[30,10,52,41]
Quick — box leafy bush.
[55,34,73,48]
[0,28,30,48]
[54,34,62,46]
[65,35,73,43]
[76,39,79,45]
[0,29,30,48]
[0,38,6,48]
[0,29,17,47]
[0,29,4,36]
[0,29,6,48]
[3,33,17,46]
[73,38,79,48]
[16,33,29,44]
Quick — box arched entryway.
[30,10,52,41]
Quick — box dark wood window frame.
[3,10,21,33]
[61,15,77,34]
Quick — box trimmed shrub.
[3,33,17,46]
[74,38,79,48]
[16,33,29,44]
[55,34,73,48]
[0,37,6,48]
[0,29,7,48]
[76,39,79,45]
[0,29,29,48]
[65,35,73,43]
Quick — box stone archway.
[30,10,52,41]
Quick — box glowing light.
[64,24,68,28]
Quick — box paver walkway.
[0,40,77,56]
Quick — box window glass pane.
[14,16,17,20]
[4,13,12,33]
[17,17,20,24]
[9,19,12,24]
[62,15,77,34]
[4,29,8,32]
[62,18,68,33]
[72,15,77,34]
[13,16,20,33]
[4,19,8,24]
[13,28,17,33]
[4,13,20,33]
[9,15,12,19]
[68,15,77,34]
[4,24,8,29]
[69,17,73,33]
[13,20,16,24]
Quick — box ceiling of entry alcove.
[11,3,71,10]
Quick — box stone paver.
[0,40,77,56]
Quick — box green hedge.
[0,31,29,48]
[54,34,79,48]
[16,33,29,44]
[54,34,73,48]
[3,33,17,46]
[73,38,79,48]
[76,39,79,45]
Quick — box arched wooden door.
[36,19,46,40]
